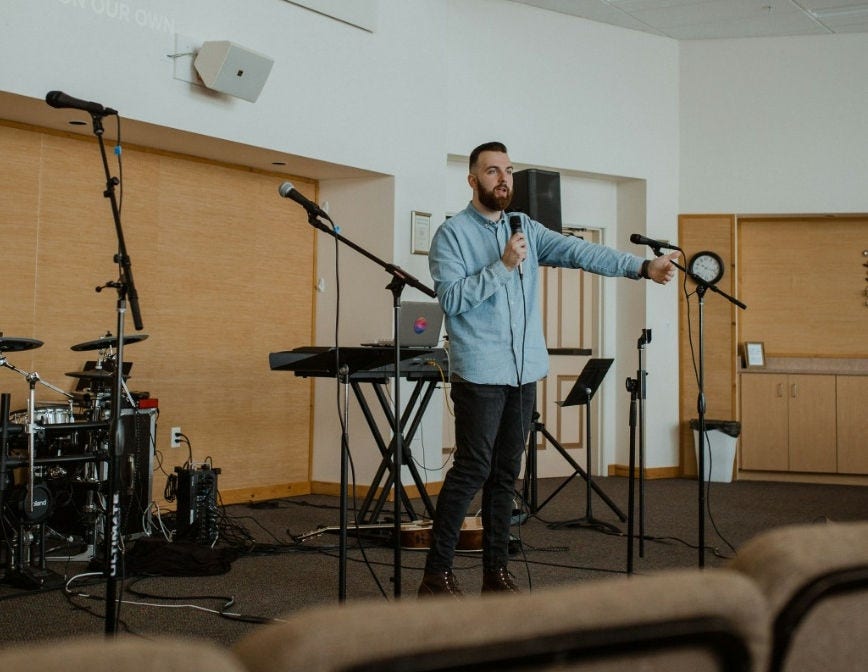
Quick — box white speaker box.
[194,41,274,102]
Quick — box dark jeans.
[424,380,536,573]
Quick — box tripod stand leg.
[522,420,578,513]
[532,469,579,513]
[542,408,624,534]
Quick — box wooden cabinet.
[837,376,868,474]
[787,375,837,472]
[741,373,868,475]
[740,374,789,471]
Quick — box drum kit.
[0,332,147,588]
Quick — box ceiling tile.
[505,0,868,39]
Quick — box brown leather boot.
[418,569,463,597]
[481,566,520,593]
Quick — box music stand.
[547,358,624,534]
[269,346,419,601]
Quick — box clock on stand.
[688,250,724,285]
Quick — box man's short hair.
[469,141,508,171]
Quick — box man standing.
[419,141,678,597]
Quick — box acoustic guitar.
[294,516,483,551]
[400,516,482,551]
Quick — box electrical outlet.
[170,426,182,448]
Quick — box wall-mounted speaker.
[510,169,562,234]
[194,41,274,102]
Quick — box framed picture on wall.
[411,210,431,255]
[743,341,766,369]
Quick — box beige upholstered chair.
[729,521,868,672]
[233,568,769,672]
[0,635,247,672]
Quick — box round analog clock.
[688,250,724,284]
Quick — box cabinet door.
[740,374,788,470]
[788,374,837,473]
[837,376,868,474]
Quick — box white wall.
[443,0,681,469]
[1,0,682,485]
[680,34,868,214]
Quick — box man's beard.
[478,183,512,211]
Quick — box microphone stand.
[637,328,650,558]
[306,212,435,599]
[337,363,350,601]
[625,329,652,573]
[625,374,638,574]
[642,244,744,568]
[690,274,744,567]
[87,111,144,634]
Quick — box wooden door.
[536,230,600,476]
[678,215,737,476]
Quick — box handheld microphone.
[278,181,331,221]
[45,91,117,116]
[629,233,682,252]
[509,214,524,276]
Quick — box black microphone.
[509,214,524,277]
[629,233,682,252]
[278,181,331,221]
[45,90,117,116]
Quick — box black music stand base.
[545,419,624,535]
[522,415,623,524]
[556,517,622,534]
[545,358,624,535]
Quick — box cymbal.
[71,391,110,401]
[65,370,117,379]
[70,333,148,351]
[0,336,44,352]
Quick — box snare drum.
[10,402,75,426]
[9,402,77,457]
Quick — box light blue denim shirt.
[429,203,644,386]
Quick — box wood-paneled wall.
[738,216,868,358]
[678,214,867,478]
[0,122,316,504]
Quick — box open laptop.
[362,301,444,349]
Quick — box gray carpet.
[1,476,866,648]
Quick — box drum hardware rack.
[0,333,154,589]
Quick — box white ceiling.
[507,0,868,39]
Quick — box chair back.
[729,521,868,672]
[233,568,769,672]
